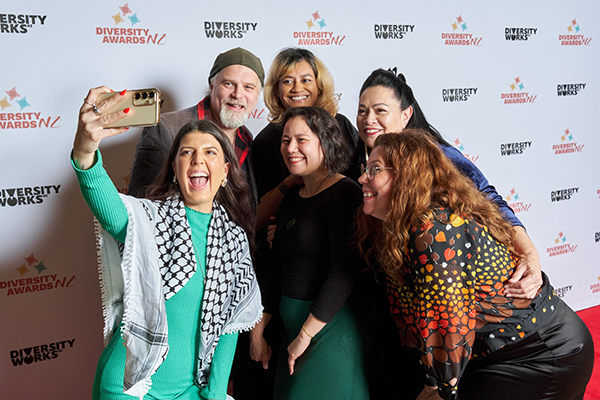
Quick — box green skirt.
[274,296,370,400]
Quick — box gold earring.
[221,177,228,187]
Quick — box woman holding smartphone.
[73,87,262,400]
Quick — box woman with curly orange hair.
[355,130,593,400]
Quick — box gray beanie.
[208,47,265,87]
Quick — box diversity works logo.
[293,10,346,46]
[0,185,61,207]
[500,140,532,156]
[374,23,414,40]
[559,18,591,46]
[10,339,75,367]
[96,3,166,45]
[504,188,531,213]
[0,87,61,130]
[0,13,47,34]
[442,87,478,102]
[441,15,482,46]
[505,27,537,41]
[554,284,572,298]
[557,83,586,97]
[453,137,478,164]
[0,253,76,296]
[500,76,537,104]
[552,128,584,155]
[546,231,577,257]
[204,21,258,39]
[551,187,579,203]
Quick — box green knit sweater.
[74,151,237,400]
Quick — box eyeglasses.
[360,163,393,180]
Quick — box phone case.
[96,88,161,128]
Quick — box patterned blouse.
[386,208,558,400]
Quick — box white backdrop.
[1,1,598,398]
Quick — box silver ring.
[92,104,100,115]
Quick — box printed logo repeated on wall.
[204,21,258,39]
[373,23,414,40]
[555,285,572,298]
[0,253,76,296]
[504,188,532,214]
[551,187,579,203]
[546,231,577,257]
[0,87,61,130]
[442,87,478,102]
[500,140,532,156]
[0,13,47,34]
[559,18,591,46]
[442,15,482,46]
[96,3,166,45]
[552,128,584,155]
[501,76,537,104]
[557,83,586,97]
[293,10,345,46]
[590,277,600,295]
[505,27,537,41]
[453,138,478,164]
[10,339,75,366]
[0,185,61,207]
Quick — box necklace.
[286,175,329,230]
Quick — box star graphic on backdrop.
[318,19,327,29]
[120,3,132,15]
[554,238,560,245]
[505,195,511,201]
[453,138,461,146]
[451,22,458,31]
[567,25,573,33]
[0,97,11,111]
[306,19,314,29]
[311,11,321,20]
[571,18,577,26]
[16,264,30,277]
[565,128,570,135]
[510,188,516,196]
[24,253,38,265]
[129,13,140,25]
[34,261,48,274]
[562,236,567,243]
[567,133,573,140]
[112,12,124,25]
[510,83,516,91]
[457,144,464,151]
[559,231,564,237]
[16,97,30,110]
[461,23,468,31]
[514,76,521,84]
[456,15,463,24]
[560,134,566,142]
[514,193,520,201]
[575,25,580,33]
[518,83,524,90]
[6,87,20,101]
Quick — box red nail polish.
[120,89,126,96]
[110,89,114,92]
[123,107,130,113]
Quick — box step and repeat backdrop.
[1,0,598,398]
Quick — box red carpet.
[577,305,600,400]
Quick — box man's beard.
[219,99,249,129]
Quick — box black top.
[251,113,358,200]
[263,177,364,323]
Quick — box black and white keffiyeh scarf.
[96,194,262,398]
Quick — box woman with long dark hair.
[355,131,593,400]
[73,86,262,400]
